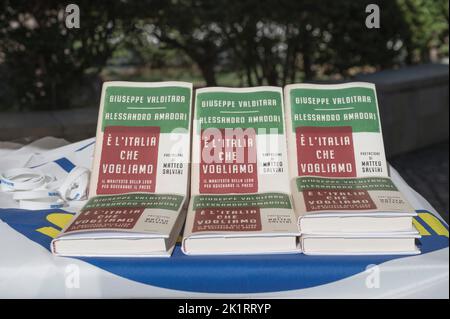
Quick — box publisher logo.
[303,189,377,212]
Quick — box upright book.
[182,87,300,255]
[52,81,193,257]
[284,82,419,255]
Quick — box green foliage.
[0,0,130,111]
[136,0,447,86]
[0,0,448,111]
[397,0,449,61]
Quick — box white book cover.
[284,82,388,179]
[183,86,300,255]
[284,83,417,235]
[52,81,193,257]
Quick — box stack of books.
[182,87,300,255]
[51,81,193,257]
[50,81,420,257]
[284,83,420,255]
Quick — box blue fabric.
[53,158,76,173]
[0,209,448,294]
[75,141,95,152]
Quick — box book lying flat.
[284,82,419,255]
[292,176,417,233]
[52,194,186,257]
[52,81,193,257]
[301,231,421,255]
[182,194,300,255]
[182,86,300,255]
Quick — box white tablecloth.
[0,138,448,298]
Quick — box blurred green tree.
[0,0,448,110]
[134,0,447,86]
[0,0,130,111]
[135,0,224,86]
[397,0,449,62]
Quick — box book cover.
[284,82,388,179]
[90,81,193,196]
[284,83,418,251]
[293,176,415,217]
[52,81,193,257]
[183,87,299,255]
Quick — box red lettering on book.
[303,189,377,212]
[193,207,262,232]
[200,128,258,193]
[97,126,160,195]
[296,126,356,177]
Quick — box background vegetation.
[0,0,448,111]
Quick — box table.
[0,138,448,298]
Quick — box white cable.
[0,168,47,191]
[19,198,67,210]
[13,190,60,200]
[58,167,90,201]
[1,166,90,210]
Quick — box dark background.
[0,0,448,111]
